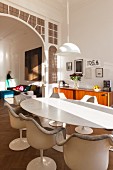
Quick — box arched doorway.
[0,14,45,90]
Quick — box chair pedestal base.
[9,138,30,151]
[52,130,64,152]
[75,126,93,134]
[49,120,63,127]
[52,145,63,152]
[27,157,56,170]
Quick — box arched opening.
[0,14,45,90]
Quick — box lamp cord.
[67,0,69,43]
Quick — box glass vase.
[73,80,79,89]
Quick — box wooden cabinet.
[75,90,112,106]
[53,87,74,99]
[53,87,113,106]
[75,90,85,100]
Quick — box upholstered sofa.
[7,84,42,97]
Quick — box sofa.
[7,84,42,97]
[0,90,14,99]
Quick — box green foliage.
[70,73,83,81]
[70,76,81,81]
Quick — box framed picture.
[95,68,103,77]
[85,68,92,79]
[74,59,83,73]
[25,47,42,81]
[66,62,72,71]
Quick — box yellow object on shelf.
[93,85,101,92]
[94,88,101,92]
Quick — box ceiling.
[7,0,93,12]
[57,0,93,7]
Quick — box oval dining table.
[20,97,113,130]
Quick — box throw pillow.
[30,85,37,91]
[23,86,30,92]
[18,86,24,91]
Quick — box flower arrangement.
[70,73,83,89]
[70,73,83,81]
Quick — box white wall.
[0,42,8,89]
[9,29,44,86]
[61,0,113,90]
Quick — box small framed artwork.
[66,62,72,71]
[95,68,103,77]
[85,68,92,79]
[74,59,83,73]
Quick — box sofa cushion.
[8,84,42,97]
[34,86,42,97]
[13,85,24,92]
[30,85,37,91]
[23,85,30,92]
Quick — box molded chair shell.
[4,102,30,151]
[57,133,113,170]
[19,113,65,170]
[14,93,31,105]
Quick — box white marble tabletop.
[20,97,113,129]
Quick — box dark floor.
[0,99,113,170]
[0,99,69,170]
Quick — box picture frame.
[95,68,103,77]
[25,47,42,81]
[66,62,72,71]
[84,68,92,79]
[74,59,83,73]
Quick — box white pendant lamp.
[56,0,80,55]
[56,42,80,56]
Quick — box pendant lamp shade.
[56,42,80,56]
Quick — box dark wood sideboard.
[53,87,113,107]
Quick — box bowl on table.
[94,88,101,92]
